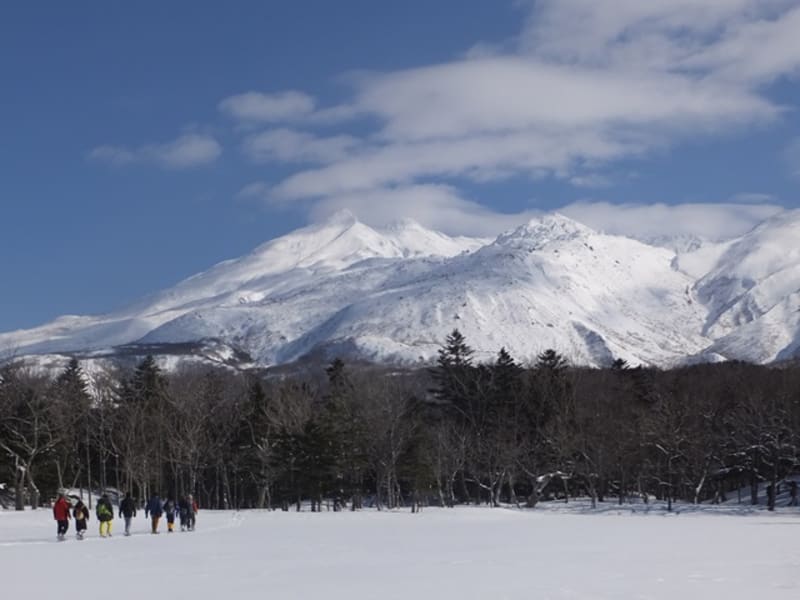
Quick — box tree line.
[2,330,799,512]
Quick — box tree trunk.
[750,471,759,506]
[693,472,707,505]
[86,440,93,510]
[28,468,40,509]
[436,476,446,507]
[508,472,520,508]
[55,461,64,492]
[14,461,25,511]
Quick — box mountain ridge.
[2,209,799,370]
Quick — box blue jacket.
[145,496,163,517]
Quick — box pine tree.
[437,329,474,370]
[321,359,367,510]
[491,348,521,403]
[51,358,92,494]
[536,349,568,372]
[55,358,91,403]
[430,329,477,408]
[121,355,170,495]
[126,355,167,408]
[611,358,630,371]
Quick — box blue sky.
[1,0,799,332]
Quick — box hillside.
[2,210,799,369]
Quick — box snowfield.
[2,504,799,599]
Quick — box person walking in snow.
[96,493,114,537]
[145,493,163,534]
[163,495,177,533]
[186,494,198,531]
[178,495,190,531]
[119,491,137,536]
[73,499,89,539]
[53,492,71,541]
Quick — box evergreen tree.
[437,329,474,369]
[126,355,167,408]
[536,349,568,372]
[321,359,367,510]
[611,358,630,371]
[121,355,170,494]
[54,358,91,403]
[491,348,521,404]
[430,329,477,410]
[51,358,92,493]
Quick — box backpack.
[97,503,112,520]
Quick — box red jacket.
[53,497,71,521]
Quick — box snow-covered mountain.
[2,209,800,370]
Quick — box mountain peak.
[317,209,359,228]
[381,217,426,233]
[3,207,799,370]
[496,212,594,248]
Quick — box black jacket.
[73,503,89,522]
[163,499,176,516]
[119,496,137,518]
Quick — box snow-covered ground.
[2,503,799,599]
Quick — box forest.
[2,330,799,513]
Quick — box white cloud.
[148,134,222,168]
[88,145,136,166]
[672,4,800,85]
[242,129,359,164]
[355,57,773,142]
[89,133,221,169]
[309,190,783,242]
[272,127,648,200]
[558,201,784,241]
[218,91,316,122]
[227,1,797,241]
[238,181,271,200]
[568,174,614,189]
[309,184,538,237]
[519,0,800,81]
[246,1,797,205]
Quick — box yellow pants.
[99,521,112,537]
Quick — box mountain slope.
[0,213,484,360]
[692,210,800,362]
[2,210,800,369]
[277,214,707,367]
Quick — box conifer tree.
[431,329,477,409]
[322,358,367,510]
[51,358,92,494]
[242,378,274,508]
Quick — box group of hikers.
[52,491,198,540]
